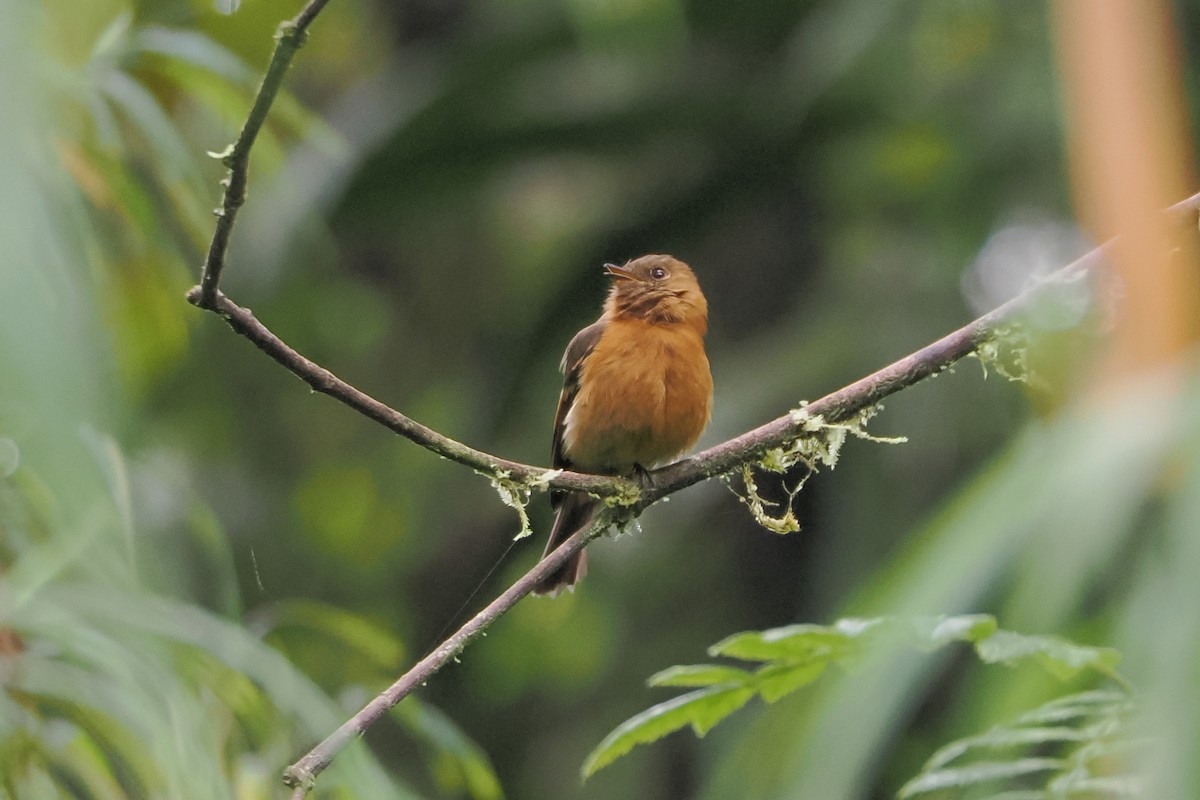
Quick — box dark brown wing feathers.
[549,320,606,506]
[534,319,606,595]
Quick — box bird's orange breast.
[562,318,712,473]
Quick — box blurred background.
[2,0,1199,798]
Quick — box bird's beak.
[603,263,639,281]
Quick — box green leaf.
[1048,774,1144,797]
[261,598,405,670]
[1011,690,1129,726]
[898,758,1066,798]
[581,685,755,778]
[909,613,997,650]
[709,618,880,662]
[601,615,1128,781]
[31,716,139,800]
[11,766,62,800]
[12,637,234,799]
[975,630,1122,680]
[648,664,752,688]
[924,725,1090,772]
[902,688,1137,800]
[14,584,414,798]
[132,26,252,82]
[97,70,192,180]
[11,658,165,793]
[754,661,828,703]
[89,11,132,61]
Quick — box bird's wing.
[550,319,606,502]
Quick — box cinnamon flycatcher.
[533,254,713,595]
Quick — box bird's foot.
[632,462,656,492]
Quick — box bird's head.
[602,254,708,329]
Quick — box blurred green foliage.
[898,689,1137,799]
[2,0,1200,798]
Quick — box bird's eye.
[650,267,668,280]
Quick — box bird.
[533,254,713,596]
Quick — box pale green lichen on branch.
[532,468,562,489]
[488,469,536,540]
[802,403,909,448]
[734,402,907,534]
[489,467,638,540]
[736,463,804,534]
[972,324,1036,385]
[601,477,642,509]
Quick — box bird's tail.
[532,492,594,596]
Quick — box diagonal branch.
[282,508,615,792]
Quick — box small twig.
[281,509,613,793]
[196,0,331,307]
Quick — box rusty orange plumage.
[533,254,713,596]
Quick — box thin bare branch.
[196,0,332,307]
[282,509,613,792]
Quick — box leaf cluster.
[583,614,1124,781]
[899,690,1137,800]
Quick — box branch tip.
[281,763,313,791]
